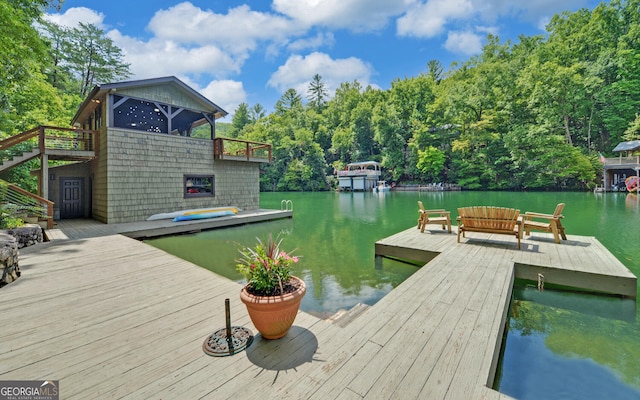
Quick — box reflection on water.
[147,191,420,315]
[496,287,640,399]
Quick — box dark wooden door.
[60,178,84,219]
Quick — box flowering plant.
[236,233,300,296]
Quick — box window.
[184,175,214,198]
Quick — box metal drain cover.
[203,326,253,357]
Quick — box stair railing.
[0,180,54,229]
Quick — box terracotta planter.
[240,276,306,340]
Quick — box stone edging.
[1,224,44,287]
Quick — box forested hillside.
[2,0,640,192]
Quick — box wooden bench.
[457,206,522,249]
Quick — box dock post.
[375,255,383,269]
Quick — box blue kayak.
[172,210,236,222]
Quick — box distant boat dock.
[393,183,461,192]
[336,161,382,191]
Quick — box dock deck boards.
[0,218,636,399]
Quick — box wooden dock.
[0,218,636,399]
[43,208,293,240]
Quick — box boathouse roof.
[346,161,380,167]
[71,76,228,126]
[612,140,640,152]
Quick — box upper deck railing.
[0,126,98,156]
[213,137,272,163]
[336,169,382,177]
[604,156,640,166]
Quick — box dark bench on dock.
[457,206,522,249]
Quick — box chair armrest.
[423,210,450,216]
[523,212,557,220]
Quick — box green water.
[146,190,640,398]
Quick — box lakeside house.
[602,140,640,190]
[0,76,271,224]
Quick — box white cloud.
[198,79,247,117]
[273,0,415,31]
[444,31,483,55]
[107,31,241,79]
[396,0,593,39]
[469,0,594,28]
[43,7,105,28]
[475,25,500,36]
[268,52,374,97]
[147,3,303,56]
[288,32,336,52]
[397,0,474,38]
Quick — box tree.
[373,102,405,181]
[274,89,303,115]
[416,146,445,182]
[39,19,74,91]
[250,103,266,122]
[229,102,251,137]
[623,114,640,141]
[66,23,131,96]
[426,59,444,83]
[307,74,328,112]
[0,0,49,128]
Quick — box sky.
[45,0,602,119]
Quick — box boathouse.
[602,140,640,190]
[0,76,271,224]
[337,161,381,191]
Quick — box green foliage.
[416,146,445,181]
[212,122,232,138]
[38,20,131,96]
[307,74,328,112]
[229,103,251,137]
[0,203,25,229]
[623,114,640,141]
[236,234,299,296]
[0,214,23,229]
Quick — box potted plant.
[236,233,306,339]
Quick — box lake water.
[146,190,640,398]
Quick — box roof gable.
[72,76,227,125]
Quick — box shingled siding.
[116,85,205,111]
[213,159,260,211]
[96,128,259,223]
[91,124,109,223]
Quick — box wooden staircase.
[0,126,99,228]
[0,125,98,170]
[0,148,41,172]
